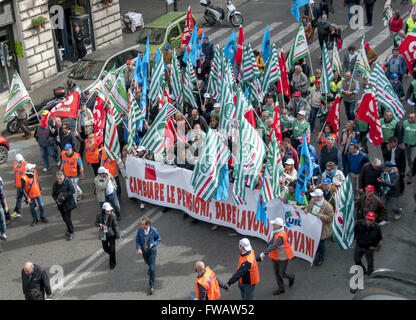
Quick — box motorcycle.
[200,0,243,27]
[7,87,65,134]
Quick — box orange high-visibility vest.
[21,171,41,199]
[318,133,338,154]
[13,161,27,188]
[268,231,295,261]
[102,149,117,177]
[61,151,81,177]
[195,266,221,300]
[237,250,260,285]
[85,139,100,164]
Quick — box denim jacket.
[135,226,161,252]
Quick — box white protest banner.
[126,156,322,264]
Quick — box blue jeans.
[316,239,326,262]
[343,100,356,121]
[14,188,23,214]
[309,106,320,133]
[238,282,256,300]
[101,191,120,218]
[143,248,157,288]
[114,175,121,198]
[39,145,58,169]
[29,196,45,220]
[0,206,6,235]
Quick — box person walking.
[227,238,260,300]
[52,171,76,240]
[355,185,389,225]
[317,14,331,52]
[96,202,120,270]
[353,212,382,277]
[21,262,52,300]
[340,71,360,121]
[302,16,314,44]
[60,143,84,202]
[399,113,416,180]
[75,103,94,159]
[305,189,334,266]
[124,60,135,91]
[194,261,228,300]
[383,136,406,194]
[378,162,402,221]
[73,24,87,60]
[17,104,31,139]
[0,177,9,241]
[258,218,295,295]
[35,110,59,172]
[11,154,27,219]
[342,46,358,76]
[94,167,121,220]
[363,0,376,26]
[21,164,47,226]
[136,217,161,295]
[101,148,126,199]
[85,133,100,177]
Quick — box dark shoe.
[149,287,155,295]
[40,217,48,223]
[110,263,116,270]
[289,276,295,287]
[273,289,285,295]
[191,218,199,224]
[315,260,324,266]
[67,233,73,241]
[117,215,121,221]
[31,219,38,226]
[162,207,169,213]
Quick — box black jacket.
[382,146,406,176]
[354,219,382,249]
[21,264,52,300]
[227,250,261,286]
[60,130,79,152]
[379,168,400,197]
[317,21,331,41]
[52,178,76,211]
[95,212,120,239]
[359,163,382,193]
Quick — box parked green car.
[136,11,197,60]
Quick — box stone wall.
[15,0,58,89]
[90,0,123,49]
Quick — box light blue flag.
[182,25,198,65]
[224,29,237,62]
[291,0,309,22]
[256,174,268,224]
[197,30,204,59]
[261,25,271,63]
[214,165,229,201]
[156,48,162,64]
[295,134,313,204]
[133,49,142,84]
[141,37,150,88]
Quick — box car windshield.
[69,60,105,80]
[137,27,165,45]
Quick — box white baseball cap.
[214,103,221,109]
[25,163,36,171]
[298,110,306,117]
[285,158,295,165]
[239,238,252,251]
[270,217,284,226]
[97,166,108,174]
[102,202,113,211]
[203,93,211,98]
[136,146,146,152]
[310,189,324,197]
[15,154,24,162]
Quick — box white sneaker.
[43,168,48,172]
[378,220,390,226]
[0,234,7,240]
[394,213,402,220]
[140,203,145,209]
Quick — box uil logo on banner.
[145,163,156,181]
[285,210,302,227]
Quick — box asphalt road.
[0,0,416,301]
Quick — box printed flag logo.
[145,163,156,181]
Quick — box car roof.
[146,11,187,28]
[82,45,141,62]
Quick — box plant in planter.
[72,5,85,15]
[32,16,47,31]
[103,0,113,5]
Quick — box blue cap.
[200,52,205,56]
[164,44,170,50]
[203,35,209,40]
[390,73,399,80]
[381,161,394,169]
[64,143,72,150]
[322,178,332,185]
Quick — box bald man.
[195,261,228,300]
[21,262,52,300]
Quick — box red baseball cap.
[126,60,132,65]
[294,91,301,97]
[314,79,321,84]
[366,212,376,220]
[365,185,375,191]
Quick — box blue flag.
[256,174,268,224]
[224,29,237,62]
[295,134,313,204]
[214,165,229,201]
[141,36,150,88]
[182,25,198,65]
[156,48,162,64]
[133,49,143,85]
[291,0,309,22]
[261,25,271,63]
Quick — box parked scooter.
[7,87,65,134]
[200,0,243,27]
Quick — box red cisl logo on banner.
[145,163,156,181]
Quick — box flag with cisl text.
[48,87,81,119]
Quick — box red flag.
[234,26,244,66]
[355,90,383,147]
[269,103,282,144]
[93,90,106,145]
[326,95,340,137]
[398,33,416,77]
[48,88,80,119]
[276,49,291,99]
[180,7,194,47]
[244,109,257,129]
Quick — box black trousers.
[58,206,74,234]
[102,236,116,268]
[90,163,100,177]
[365,3,375,25]
[354,245,374,275]
[272,260,294,290]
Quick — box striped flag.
[260,44,280,100]
[241,44,259,85]
[102,65,116,98]
[183,58,197,108]
[139,101,178,154]
[232,115,247,205]
[261,130,284,203]
[4,71,32,124]
[321,42,334,95]
[170,49,183,106]
[368,63,406,121]
[148,49,165,103]
[127,89,145,153]
[104,107,121,160]
[382,0,393,28]
[208,45,221,99]
[287,23,309,70]
[332,42,343,76]
[355,37,371,78]
[93,88,106,146]
[219,79,236,135]
[108,69,128,115]
[332,175,355,250]
[191,129,231,201]
[235,87,249,123]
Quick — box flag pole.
[278,43,287,110]
[29,99,40,122]
[249,106,271,152]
